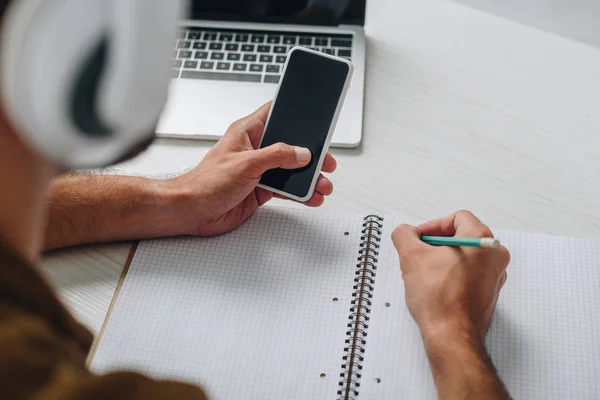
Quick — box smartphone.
[257,46,353,202]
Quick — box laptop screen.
[190,0,366,26]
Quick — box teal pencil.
[421,236,500,249]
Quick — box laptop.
[158,0,367,148]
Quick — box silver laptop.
[158,0,367,148]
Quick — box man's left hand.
[166,102,337,236]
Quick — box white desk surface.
[42,0,600,336]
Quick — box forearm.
[421,321,511,400]
[44,174,184,251]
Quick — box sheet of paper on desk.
[91,208,600,399]
[91,208,366,399]
[361,217,600,399]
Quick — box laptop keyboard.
[172,28,353,84]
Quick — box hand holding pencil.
[391,210,511,343]
[392,211,513,400]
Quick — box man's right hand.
[392,210,511,399]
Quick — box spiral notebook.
[90,207,600,399]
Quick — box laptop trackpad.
[157,80,277,139]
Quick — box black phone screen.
[259,49,350,198]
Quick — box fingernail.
[295,147,311,163]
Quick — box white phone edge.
[256,46,355,203]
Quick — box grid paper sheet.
[361,217,600,399]
[91,207,366,399]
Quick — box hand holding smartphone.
[257,47,353,202]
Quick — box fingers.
[499,271,508,289]
[497,244,511,267]
[321,153,337,174]
[251,101,272,122]
[302,192,325,207]
[246,143,311,175]
[245,102,273,146]
[271,176,332,198]
[255,188,274,207]
[391,224,427,257]
[272,174,332,205]
[226,102,273,147]
[315,175,333,196]
[273,192,326,207]
[418,210,493,238]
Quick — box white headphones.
[0,0,187,168]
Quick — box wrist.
[420,316,490,372]
[419,318,510,399]
[419,315,481,350]
[147,177,195,237]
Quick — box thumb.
[391,224,426,256]
[248,143,312,173]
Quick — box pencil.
[421,236,500,249]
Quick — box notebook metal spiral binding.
[337,215,383,400]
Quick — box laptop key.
[283,36,296,45]
[276,55,287,63]
[259,55,273,63]
[337,49,352,58]
[177,41,191,49]
[299,37,312,45]
[251,35,265,43]
[220,33,233,41]
[266,65,280,74]
[331,39,352,47]
[173,60,182,68]
[264,75,281,84]
[243,54,257,62]
[216,62,231,71]
[241,44,255,52]
[322,48,334,55]
[274,46,286,54]
[225,43,239,51]
[194,51,208,60]
[235,34,249,42]
[178,50,193,59]
[183,60,198,69]
[250,64,263,72]
[227,53,241,61]
[181,70,261,82]
[193,42,207,50]
[188,32,201,40]
[267,35,280,44]
[257,45,271,53]
[200,61,215,69]
[233,63,247,71]
[315,38,328,46]
[211,52,225,60]
[203,32,217,41]
[209,43,223,50]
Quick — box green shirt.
[0,240,208,399]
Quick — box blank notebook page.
[361,218,600,399]
[91,207,366,399]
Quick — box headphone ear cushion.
[70,36,113,138]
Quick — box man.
[0,3,511,400]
